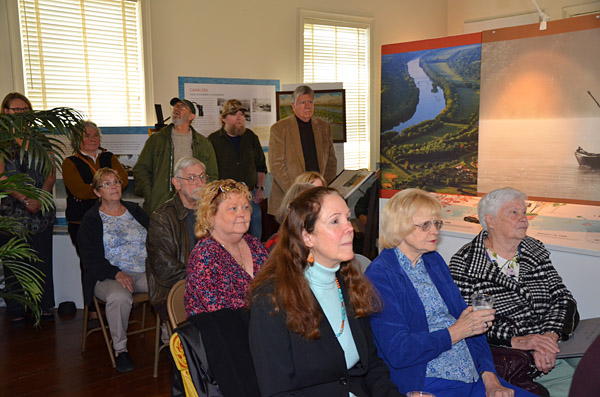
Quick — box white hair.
[478,187,527,231]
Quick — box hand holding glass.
[407,392,436,397]
[471,292,494,311]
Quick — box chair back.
[167,279,187,330]
[353,253,372,273]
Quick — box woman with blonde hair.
[366,188,536,396]
[294,170,327,187]
[185,179,268,317]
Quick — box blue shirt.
[395,248,479,383]
[100,209,147,273]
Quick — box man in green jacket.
[133,97,218,215]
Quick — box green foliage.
[0,107,85,326]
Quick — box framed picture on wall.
[276,89,346,143]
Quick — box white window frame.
[298,9,375,170]
[5,0,154,126]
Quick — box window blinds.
[303,22,370,170]
[18,0,145,125]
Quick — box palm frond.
[0,173,54,213]
[0,107,86,176]
[0,236,43,325]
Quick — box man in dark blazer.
[267,85,337,216]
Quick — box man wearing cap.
[209,99,267,239]
[268,85,337,217]
[133,97,218,215]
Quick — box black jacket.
[249,276,403,397]
[78,200,149,305]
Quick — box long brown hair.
[249,186,380,339]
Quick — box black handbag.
[490,346,549,397]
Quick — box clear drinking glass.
[407,392,436,397]
[471,292,494,311]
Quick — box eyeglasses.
[414,220,443,232]
[6,107,31,112]
[176,174,207,184]
[99,180,123,189]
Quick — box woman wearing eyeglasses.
[77,167,149,372]
[184,179,268,317]
[61,121,129,325]
[1,92,57,326]
[366,189,536,397]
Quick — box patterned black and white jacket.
[449,230,578,347]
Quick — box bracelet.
[23,198,29,207]
[256,186,264,191]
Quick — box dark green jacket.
[208,127,266,188]
[133,124,218,214]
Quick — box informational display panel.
[178,77,279,145]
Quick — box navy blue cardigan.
[366,249,496,394]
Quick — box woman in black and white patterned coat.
[449,187,579,397]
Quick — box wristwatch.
[256,186,264,191]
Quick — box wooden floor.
[0,306,173,396]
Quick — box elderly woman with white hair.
[367,188,536,397]
[449,187,579,397]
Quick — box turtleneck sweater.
[305,262,359,370]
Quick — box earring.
[307,251,314,264]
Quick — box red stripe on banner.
[380,189,400,199]
[382,32,481,55]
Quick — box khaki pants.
[94,272,148,353]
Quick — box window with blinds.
[303,20,370,170]
[17,0,145,126]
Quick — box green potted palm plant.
[0,107,84,325]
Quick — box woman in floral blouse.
[185,179,268,317]
[366,189,536,397]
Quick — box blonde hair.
[194,179,252,239]
[277,183,314,223]
[380,189,441,249]
[294,171,327,187]
[92,167,122,190]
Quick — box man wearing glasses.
[209,99,267,240]
[134,97,218,215]
[145,157,207,325]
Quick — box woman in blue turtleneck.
[248,187,402,397]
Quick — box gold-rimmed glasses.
[99,180,123,189]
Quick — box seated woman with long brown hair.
[248,186,402,396]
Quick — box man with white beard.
[209,99,267,239]
[145,157,207,326]
[134,97,218,215]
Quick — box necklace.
[335,277,346,338]
[218,238,245,269]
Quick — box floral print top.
[185,233,268,317]
[486,247,520,281]
[395,248,479,383]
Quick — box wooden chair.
[167,279,187,330]
[81,293,160,373]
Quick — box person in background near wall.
[209,99,267,240]
[450,187,579,397]
[146,157,206,327]
[0,92,56,327]
[62,121,129,325]
[267,85,337,218]
[133,97,218,215]
[78,168,149,372]
[293,170,327,187]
